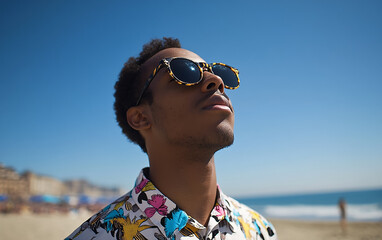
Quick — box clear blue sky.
[1,0,381,197]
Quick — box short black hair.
[114,37,181,153]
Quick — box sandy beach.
[0,213,381,240]
[271,219,382,240]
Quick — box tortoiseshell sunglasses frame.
[135,57,240,105]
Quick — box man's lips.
[202,95,232,112]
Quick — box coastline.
[0,213,381,240]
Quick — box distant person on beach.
[66,37,278,240]
[338,198,347,234]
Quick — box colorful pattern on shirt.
[66,168,277,240]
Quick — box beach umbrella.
[30,195,61,204]
[0,195,8,202]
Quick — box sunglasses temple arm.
[136,80,150,105]
[135,62,165,105]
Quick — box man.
[66,37,277,240]
[338,198,347,235]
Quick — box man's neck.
[148,147,217,226]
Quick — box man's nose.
[200,71,225,94]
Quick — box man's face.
[140,48,234,153]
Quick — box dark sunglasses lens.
[212,64,239,88]
[170,58,201,84]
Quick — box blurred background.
[0,0,381,239]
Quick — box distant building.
[64,179,124,198]
[0,163,124,202]
[0,164,28,200]
[23,171,65,196]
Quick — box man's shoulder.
[223,195,278,239]
[65,191,136,240]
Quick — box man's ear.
[126,106,151,130]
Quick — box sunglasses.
[136,57,240,105]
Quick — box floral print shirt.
[66,168,277,240]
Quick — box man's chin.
[199,127,234,152]
[215,131,234,151]
[216,121,234,147]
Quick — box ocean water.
[237,188,382,221]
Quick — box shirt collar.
[131,168,237,238]
[215,185,239,233]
